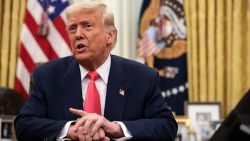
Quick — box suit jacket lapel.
[60,58,82,120]
[104,56,129,121]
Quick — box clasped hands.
[67,108,124,141]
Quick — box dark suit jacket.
[15,55,177,141]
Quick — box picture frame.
[175,116,190,141]
[0,116,16,141]
[188,130,197,141]
[185,102,221,125]
[185,102,221,141]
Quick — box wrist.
[67,124,77,140]
[106,122,124,138]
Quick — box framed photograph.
[185,102,221,124]
[188,131,197,141]
[0,116,16,141]
[175,116,190,141]
[185,102,221,141]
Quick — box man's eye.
[85,24,93,30]
[68,26,76,32]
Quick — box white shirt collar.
[79,55,111,84]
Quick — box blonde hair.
[65,1,117,49]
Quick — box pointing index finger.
[69,108,88,116]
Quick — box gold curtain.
[184,0,250,117]
[0,0,27,88]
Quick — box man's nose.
[75,26,85,40]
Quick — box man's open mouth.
[76,43,86,52]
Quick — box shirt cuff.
[57,121,75,141]
[113,121,132,141]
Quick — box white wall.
[70,0,143,60]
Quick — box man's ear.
[106,29,116,44]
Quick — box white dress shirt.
[80,54,111,116]
[57,55,132,141]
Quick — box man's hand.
[67,124,78,140]
[67,122,110,141]
[76,126,110,141]
[69,108,124,138]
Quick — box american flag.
[15,0,72,100]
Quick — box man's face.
[67,8,112,69]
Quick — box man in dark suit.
[14,1,177,141]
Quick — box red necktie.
[84,71,101,115]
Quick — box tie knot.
[87,71,99,81]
